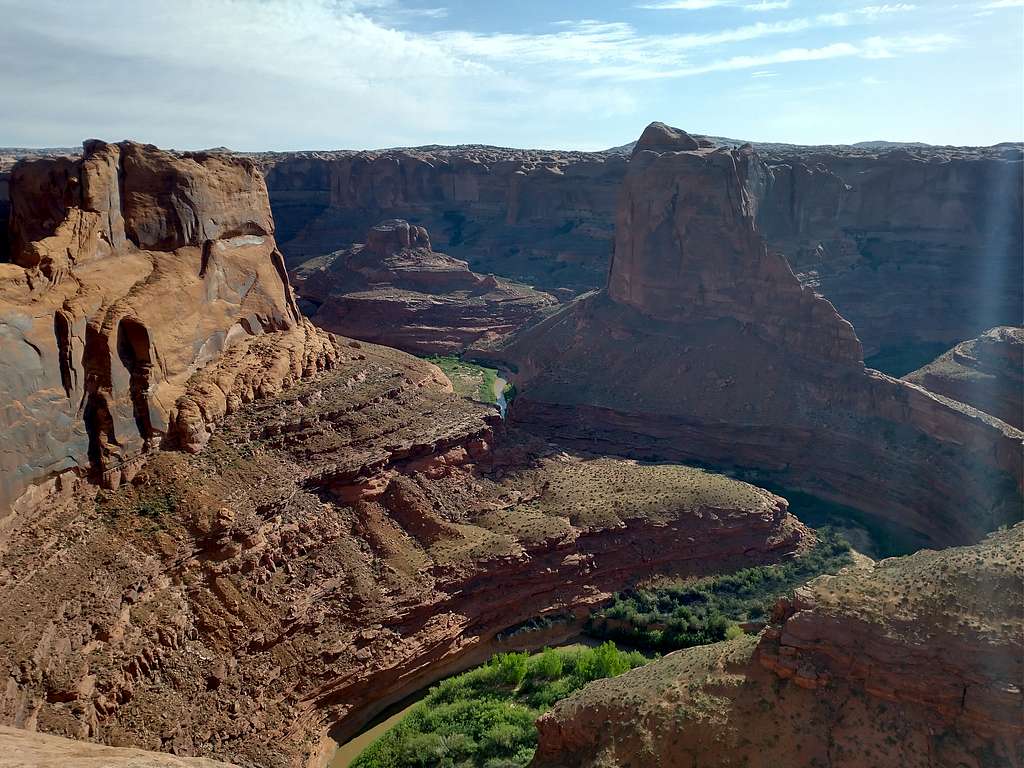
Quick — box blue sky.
[1,0,1021,150]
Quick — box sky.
[1,0,1022,151]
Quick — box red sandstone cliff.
[11,140,1021,362]
[290,219,556,355]
[904,326,1023,430]
[0,141,318,517]
[259,146,626,296]
[502,123,1023,547]
[0,343,811,766]
[250,139,1022,362]
[757,145,1023,363]
[532,523,1024,768]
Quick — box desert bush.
[351,642,645,768]
[586,528,853,652]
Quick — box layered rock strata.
[0,138,812,767]
[250,140,1022,359]
[755,143,1023,364]
[532,523,1024,768]
[503,123,1023,546]
[291,219,556,355]
[259,147,627,294]
[10,141,1021,359]
[0,340,811,766]
[905,326,1023,429]
[0,140,306,516]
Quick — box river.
[328,694,424,768]
[494,375,509,417]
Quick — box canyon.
[252,136,1022,364]
[0,140,812,767]
[8,137,1020,366]
[0,123,1020,768]
[502,123,1023,548]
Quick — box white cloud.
[578,34,956,80]
[0,0,968,149]
[859,4,918,16]
[432,7,930,80]
[637,0,730,9]
[981,0,1024,7]
[745,1,792,10]
[402,7,449,18]
[639,0,791,8]
[860,33,954,58]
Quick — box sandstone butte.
[500,122,1024,548]
[290,218,557,355]
[532,522,1024,768]
[244,136,1022,364]
[905,326,1024,430]
[0,140,813,767]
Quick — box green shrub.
[527,648,563,680]
[350,643,646,768]
[585,528,853,653]
[491,652,528,687]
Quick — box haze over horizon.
[2,0,1022,151]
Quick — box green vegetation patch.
[426,355,501,405]
[351,642,646,768]
[585,529,853,653]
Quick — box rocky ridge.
[532,523,1024,768]
[501,123,1023,547]
[290,219,556,355]
[904,326,1023,430]
[8,139,1021,359]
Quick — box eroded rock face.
[503,123,1023,546]
[0,140,812,767]
[0,336,811,767]
[904,326,1023,429]
[258,147,628,294]
[252,141,1022,359]
[758,146,1023,363]
[607,139,863,365]
[290,219,557,355]
[10,141,1021,358]
[0,141,302,516]
[532,524,1024,768]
